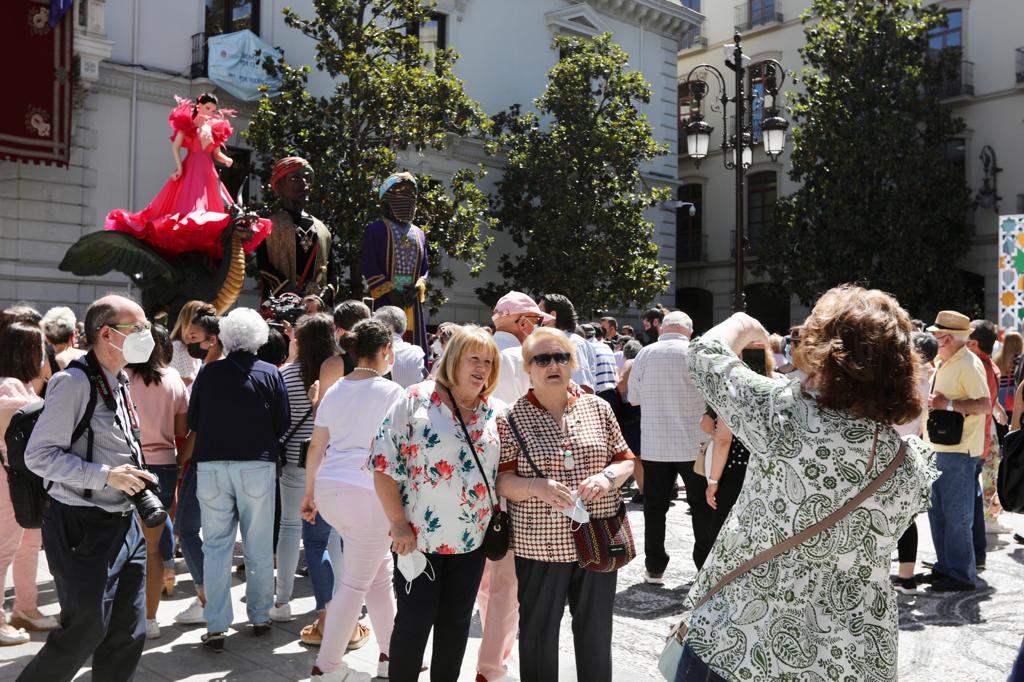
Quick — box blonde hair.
[994,331,1023,376]
[521,327,577,371]
[171,300,216,342]
[434,324,501,398]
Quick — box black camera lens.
[128,479,167,528]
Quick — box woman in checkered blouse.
[495,327,636,682]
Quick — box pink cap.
[492,292,555,324]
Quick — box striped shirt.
[280,363,316,463]
[587,337,618,393]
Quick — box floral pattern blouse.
[370,379,503,555]
[682,338,937,682]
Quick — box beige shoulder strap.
[690,437,908,615]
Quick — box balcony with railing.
[190,32,208,79]
[734,2,783,32]
[927,59,974,99]
[680,25,708,51]
[1016,47,1024,84]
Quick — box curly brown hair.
[793,285,920,425]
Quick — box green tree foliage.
[755,0,972,316]
[480,33,670,317]
[245,0,494,311]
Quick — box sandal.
[347,622,371,651]
[0,625,29,646]
[300,615,324,646]
[201,631,226,652]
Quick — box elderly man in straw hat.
[923,310,990,592]
[256,156,334,299]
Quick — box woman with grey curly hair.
[187,307,291,652]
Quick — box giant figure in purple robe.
[361,172,429,353]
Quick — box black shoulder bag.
[444,385,509,561]
[926,367,965,446]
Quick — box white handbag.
[658,622,685,681]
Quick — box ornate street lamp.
[684,33,789,312]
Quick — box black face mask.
[186,342,208,360]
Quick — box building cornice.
[573,0,703,38]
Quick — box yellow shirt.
[926,345,990,456]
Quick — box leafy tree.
[755,0,972,316]
[245,0,494,311]
[480,33,670,317]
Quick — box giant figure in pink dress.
[105,93,271,259]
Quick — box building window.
[677,184,702,263]
[749,61,770,142]
[409,13,448,55]
[220,147,252,204]
[205,0,260,37]
[747,171,777,256]
[748,0,777,28]
[679,0,701,49]
[928,9,962,53]
[678,81,699,155]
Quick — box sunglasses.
[531,352,571,367]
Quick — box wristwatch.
[601,468,617,485]
[707,478,719,485]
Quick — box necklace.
[352,366,383,377]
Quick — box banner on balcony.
[998,214,1024,330]
[207,30,282,102]
[0,1,73,167]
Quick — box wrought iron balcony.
[928,58,974,99]
[734,2,783,32]
[190,32,208,79]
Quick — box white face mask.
[396,550,435,593]
[384,349,396,376]
[110,327,155,364]
[431,340,443,356]
[560,493,590,528]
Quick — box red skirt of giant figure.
[105,96,271,260]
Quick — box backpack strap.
[66,358,101,498]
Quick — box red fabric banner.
[0,1,73,167]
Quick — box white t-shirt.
[314,375,405,488]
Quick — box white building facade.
[1,0,701,324]
[676,0,1024,332]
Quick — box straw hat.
[926,310,971,338]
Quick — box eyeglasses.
[105,323,152,334]
[531,352,571,367]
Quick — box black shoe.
[253,622,272,636]
[928,576,976,592]
[201,632,226,652]
[890,576,918,594]
[1014,532,1024,545]
[976,561,986,572]
[915,570,947,584]
[921,560,935,570]
[630,493,644,505]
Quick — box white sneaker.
[986,519,1013,534]
[173,598,207,625]
[269,603,294,622]
[311,662,372,681]
[645,571,665,586]
[146,619,160,639]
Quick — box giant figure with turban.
[361,172,429,353]
[257,156,334,299]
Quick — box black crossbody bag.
[926,369,965,446]
[444,385,509,561]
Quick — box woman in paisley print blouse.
[371,325,503,682]
[675,286,938,682]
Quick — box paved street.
[0,490,1020,681]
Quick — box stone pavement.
[0,491,1021,681]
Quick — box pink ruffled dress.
[105,97,271,260]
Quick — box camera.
[128,478,167,528]
[260,295,306,325]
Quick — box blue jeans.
[276,462,306,605]
[175,462,204,588]
[928,452,977,585]
[674,644,728,682]
[146,463,178,567]
[197,460,276,632]
[973,459,987,565]
[303,511,342,611]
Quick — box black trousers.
[897,517,919,564]
[515,557,617,682]
[643,459,714,573]
[19,500,146,682]
[389,548,486,682]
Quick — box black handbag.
[925,371,965,446]
[444,385,509,561]
[998,428,1024,513]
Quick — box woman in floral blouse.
[676,286,937,682]
[371,325,503,682]
[496,327,635,682]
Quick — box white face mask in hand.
[560,493,590,528]
[396,550,435,594]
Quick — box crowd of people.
[0,285,1022,681]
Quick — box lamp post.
[684,33,788,312]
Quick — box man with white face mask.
[21,295,157,681]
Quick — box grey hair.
[622,339,643,360]
[42,306,77,344]
[374,305,407,336]
[662,311,693,332]
[218,308,269,354]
